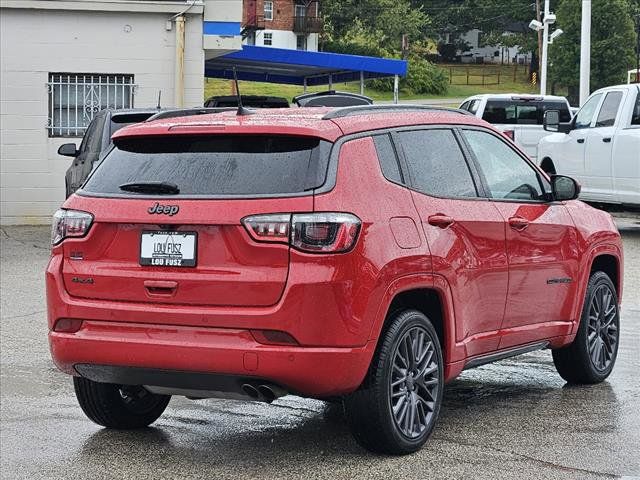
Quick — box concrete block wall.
[0,8,205,224]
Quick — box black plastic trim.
[74,364,273,395]
[463,341,550,370]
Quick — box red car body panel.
[47,108,623,397]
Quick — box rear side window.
[397,129,477,198]
[482,100,571,124]
[82,135,332,196]
[373,134,402,184]
[595,92,623,127]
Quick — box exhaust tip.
[241,383,260,400]
[257,385,276,403]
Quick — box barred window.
[47,73,136,137]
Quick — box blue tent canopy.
[204,45,407,86]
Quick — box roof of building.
[204,45,408,86]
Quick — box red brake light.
[51,209,93,246]
[291,213,361,253]
[242,212,361,253]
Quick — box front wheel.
[74,377,170,429]
[552,271,620,384]
[344,309,444,455]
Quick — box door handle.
[603,137,612,143]
[144,280,178,296]
[428,214,454,229]
[577,138,585,144]
[508,216,529,231]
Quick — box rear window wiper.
[119,181,180,195]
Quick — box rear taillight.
[51,209,93,246]
[242,212,361,254]
[503,130,515,141]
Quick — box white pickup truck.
[539,84,640,208]
[459,94,573,161]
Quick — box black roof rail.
[321,104,473,120]
[146,107,236,122]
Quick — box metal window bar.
[46,73,137,137]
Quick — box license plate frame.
[139,231,197,268]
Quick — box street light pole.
[579,0,592,105]
[540,0,550,95]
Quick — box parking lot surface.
[1,221,639,480]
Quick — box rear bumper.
[49,320,375,397]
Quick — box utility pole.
[536,0,542,74]
[540,0,550,95]
[579,0,591,105]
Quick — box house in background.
[242,0,322,51]
[441,23,532,65]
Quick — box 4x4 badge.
[148,203,179,216]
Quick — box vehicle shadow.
[77,366,619,471]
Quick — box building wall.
[243,0,320,51]
[0,8,205,224]
[252,29,318,51]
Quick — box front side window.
[574,93,603,129]
[264,1,273,20]
[397,129,477,198]
[595,91,623,127]
[263,32,273,46]
[47,73,135,137]
[462,129,545,201]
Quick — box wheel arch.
[369,274,456,367]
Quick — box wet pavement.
[1,221,639,480]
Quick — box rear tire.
[552,271,620,384]
[73,377,170,429]
[344,309,444,455]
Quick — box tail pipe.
[241,382,287,403]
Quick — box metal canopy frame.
[205,45,407,102]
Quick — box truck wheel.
[552,271,620,384]
[344,309,444,455]
[73,377,170,428]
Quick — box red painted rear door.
[394,128,508,357]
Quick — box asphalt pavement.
[1,219,639,480]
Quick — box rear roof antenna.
[233,67,255,116]
[156,90,162,110]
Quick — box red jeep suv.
[46,105,623,454]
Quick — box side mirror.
[543,110,560,132]
[58,143,78,157]
[551,175,581,201]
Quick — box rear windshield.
[482,100,571,125]
[81,135,332,197]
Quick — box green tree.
[549,0,637,95]
[322,0,430,53]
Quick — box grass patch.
[204,63,538,103]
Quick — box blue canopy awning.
[205,45,407,86]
